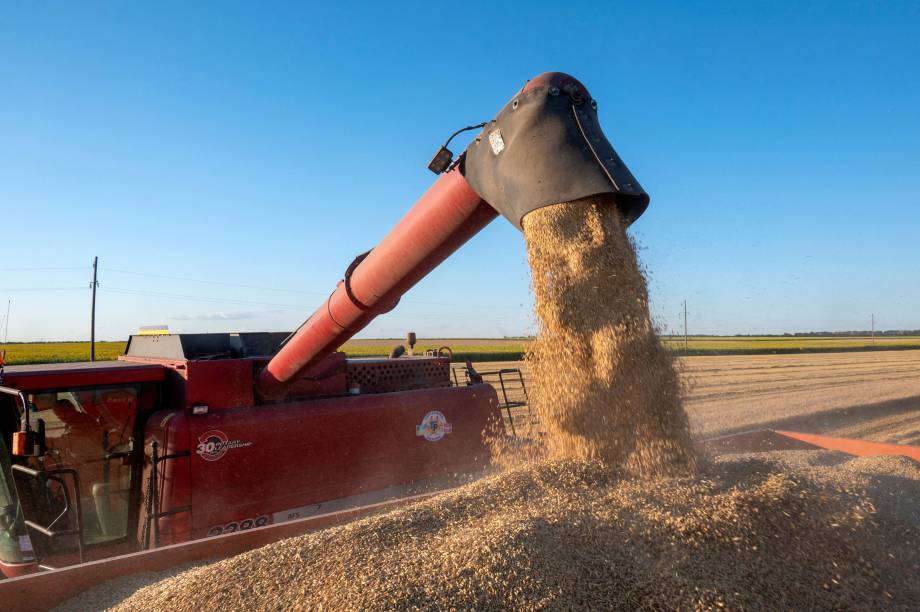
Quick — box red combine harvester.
[0,72,651,579]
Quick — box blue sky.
[1,1,918,342]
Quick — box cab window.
[28,385,138,547]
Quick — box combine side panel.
[184,383,500,539]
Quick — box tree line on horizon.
[662,330,920,338]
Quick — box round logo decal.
[196,430,252,462]
[415,410,453,442]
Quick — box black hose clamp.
[343,250,372,311]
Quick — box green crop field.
[0,339,527,365]
[0,341,126,365]
[2,336,919,366]
[340,339,527,363]
[343,336,920,359]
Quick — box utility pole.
[682,300,688,350]
[871,313,875,346]
[90,257,99,361]
[3,299,9,343]
[0,300,7,368]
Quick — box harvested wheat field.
[682,350,920,443]
[59,200,920,610]
[476,349,920,445]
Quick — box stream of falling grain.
[522,198,695,474]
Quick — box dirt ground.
[474,348,920,445]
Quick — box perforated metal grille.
[346,358,450,394]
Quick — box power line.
[2,299,9,343]
[0,279,517,319]
[0,287,87,292]
[100,287,527,323]
[101,286,309,310]
[90,257,99,361]
[102,267,327,296]
[0,264,315,297]
[0,266,88,271]
[682,300,688,350]
[0,263,519,315]
[101,266,504,311]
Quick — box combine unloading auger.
[257,72,649,399]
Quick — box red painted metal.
[701,429,825,456]
[280,352,349,398]
[120,352,351,406]
[0,354,499,578]
[0,560,38,579]
[147,383,498,544]
[142,409,193,546]
[0,541,139,581]
[776,430,920,461]
[704,429,920,462]
[258,168,497,397]
[0,361,164,392]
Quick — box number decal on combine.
[206,515,269,537]
[195,429,253,462]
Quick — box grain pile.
[80,453,918,611]
[522,198,695,473]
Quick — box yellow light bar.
[138,325,170,336]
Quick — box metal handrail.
[450,365,532,436]
[143,441,191,550]
[12,463,85,563]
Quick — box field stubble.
[477,348,920,446]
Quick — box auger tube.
[257,71,649,399]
